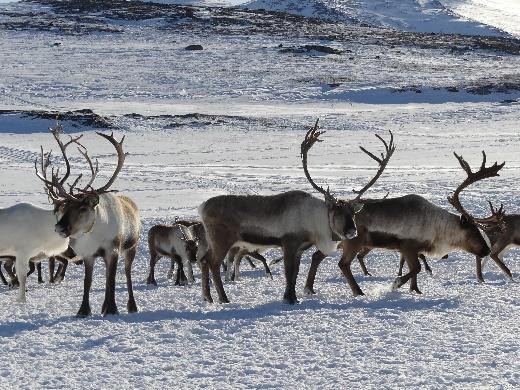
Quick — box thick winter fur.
[0,203,69,301]
[304,194,491,296]
[479,214,520,281]
[199,190,359,304]
[56,193,140,317]
[146,223,198,286]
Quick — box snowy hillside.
[0,0,520,388]
[243,0,505,35]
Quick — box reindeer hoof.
[283,294,299,304]
[76,306,92,318]
[364,272,373,277]
[303,286,316,295]
[391,277,401,291]
[102,306,119,317]
[127,301,138,314]
[411,287,422,294]
[353,290,365,297]
[146,278,157,286]
[203,295,214,304]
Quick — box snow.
[443,0,520,37]
[1,0,520,388]
[243,0,508,35]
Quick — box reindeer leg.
[269,256,283,266]
[304,250,326,295]
[398,253,405,276]
[210,262,229,303]
[357,247,372,276]
[15,256,29,303]
[338,245,365,297]
[49,257,56,284]
[393,249,421,294]
[5,259,17,288]
[102,251,119,316]
[56,259,68,283]
[476,256,485,283]
[200,258,213,303]
[0,261,7,286]
[488,239,513,281]
[146,253,160,286]
[36,262,44,284]
[124,247,138,313]
[183,255,195,285]
[27,261,35,277]
[282,240,303,304]
[77,258,95,318]
[420,254,432,276]
[246,257,256,269]
[167,257,175,280]
[225,247,239,282]
[174,256,188,286]
[249,252,273,279]
[233,252,243,282]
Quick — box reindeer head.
[301,119,394,240]
[35,125,127,238]
[448,151,505,257]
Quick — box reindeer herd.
[0,120,519,317]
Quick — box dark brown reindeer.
[36,127,140,317]
[305,150,507,296]
[476,204,520,281]
[198,119,371,304]
[449,192,516,283]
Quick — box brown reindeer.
[464,202,519,282]
[36,126,140,317]
[305,151,506,296]
[146,222,198,286]
[198,119,388,304]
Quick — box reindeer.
[470,203,519,282]
[304,146,507,296]
[146,223,198,286]
[35,125,140,317]
[0,201,69,301]
[198,119,382,304]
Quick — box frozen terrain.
[0,0,520,388]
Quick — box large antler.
[35,124,84,202]
[93,132,127,193]
[353,130,395,199]
[301,119,337,204]
[447,151,505,226]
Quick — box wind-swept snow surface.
[0,0,520,388]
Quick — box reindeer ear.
[351,201,364,214]
[84,194,99,208]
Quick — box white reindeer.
[36,126,140,317]
[0,204,69,302]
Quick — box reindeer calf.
[146,223,198,286]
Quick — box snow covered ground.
[0,0,520,388]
